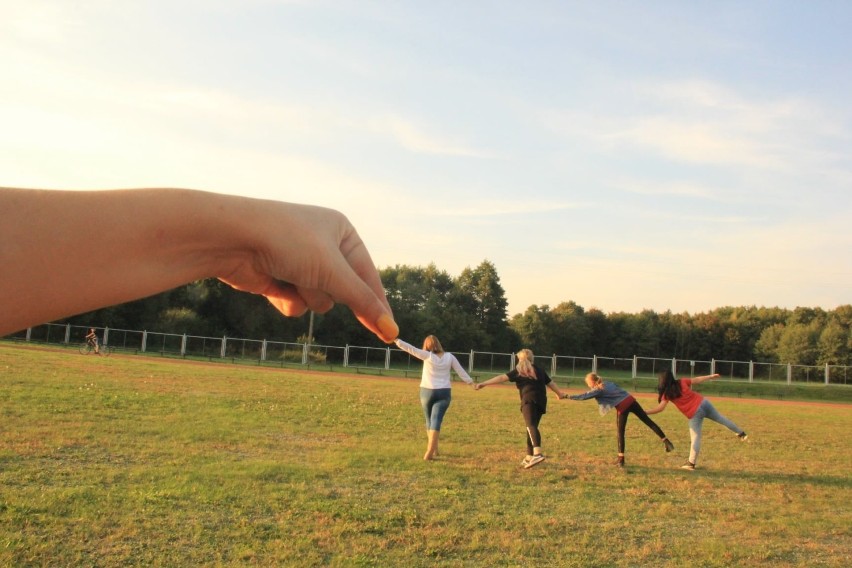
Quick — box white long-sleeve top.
[394,338,474,389]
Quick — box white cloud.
[374,116,496,158]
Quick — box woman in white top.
[394,335,474,460]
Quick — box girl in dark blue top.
[569,372,674,467]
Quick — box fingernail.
[377,313,399,342]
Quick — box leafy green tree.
[510,305,557,355]
[755,323,785,362]
[454,260,512,351]
[550,301,592,356]
[776,323,821,366]
[817,321,850,365]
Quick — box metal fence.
[6,322,851,386]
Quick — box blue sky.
[2,1,850,316]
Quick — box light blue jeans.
[420,388,452,431]
[688,399,744,464]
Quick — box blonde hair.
[422,335,444,354]
[585,372,604,389]
[516,349,536,379]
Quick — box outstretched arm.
[474,374,510,390]
[0,187,398,342]
[449,355,475,385]
[567,390,600,401]
[546,381,567,399]
[394,338,429,361]
[691,373,720,385]
[644,400,669,415]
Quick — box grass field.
[1,343,850,567]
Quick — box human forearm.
[0,187,397,341]
[1,188,217,333]
[476,374,508,388]
[548,383,566,399]
[692,373,720,385]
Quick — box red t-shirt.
[664,378,704,418]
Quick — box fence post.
[301,342,308,365]
[64,324,71,345]
[749,361,754,383]
[825,363,830,385]
[103,327,110,346]
[181,334,187,356]
[787,363,792,384]
[671,357,676,373]
[385,347,390,370]
[142,330,147,353]
[470,350,474,373]
[711,358,715,374]
[632,355,637,379]
[221,336,227,359]
[261,339,267,362]
[26,328,32,341]
[592,355,597,373]
[344,345,349,368]
[551,354,556,377]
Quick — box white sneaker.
[521,455,533,466]
[524,454,546,469]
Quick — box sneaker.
[524,454,546,469]
[680,461,695,471]
[737,432,748,442]
[521,455,533,466]
[663,438,675,453]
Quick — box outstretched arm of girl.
[547,381,567,399]
[691,373,721,385]
[474,374,509,390]
[644,400,669,415]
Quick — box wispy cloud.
[375,116,497,158]
[434,201,586,218]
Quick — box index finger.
[326,232,398,343]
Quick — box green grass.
[1,343,850,567]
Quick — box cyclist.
[85,328,100,354]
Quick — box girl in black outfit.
[475,349,567,468]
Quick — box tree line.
[63,260,851,366]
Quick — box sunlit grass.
[1,343,850,566]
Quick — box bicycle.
[79,342,111,356]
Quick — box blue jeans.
[687,399,744,464]
[420,388,452,431]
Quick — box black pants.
[521,402,544,454]
[616,400,666,454]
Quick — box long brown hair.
[422,335,444,355]
[657,369,682,402]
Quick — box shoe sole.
[524,457,545,469]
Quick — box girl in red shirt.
[646,370,747,470]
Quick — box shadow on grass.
[624,463,850,488]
